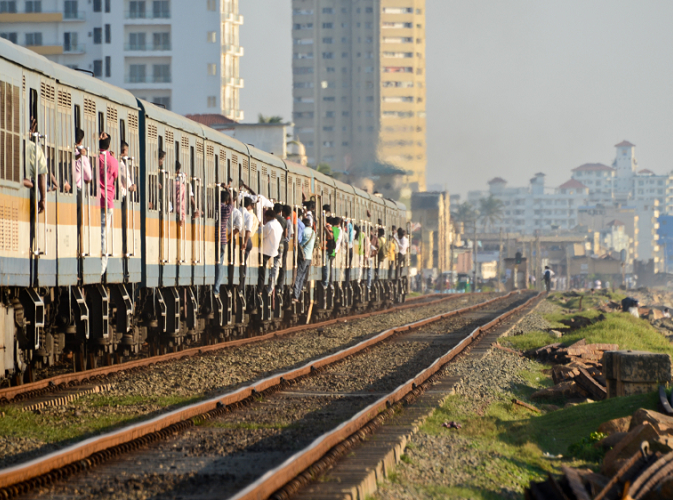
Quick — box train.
[0,39,412,384]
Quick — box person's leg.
[240,239,252,288]
[278,242,288,287]
[213,244,226,295]
[101,209,109,275]
[271,249,281,288]
[367,258,373,289]
[258,254,267,291]
[294,257,308,299]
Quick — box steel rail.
[235,291,542,500]
[0,291,530,495]
[0,292,468,404]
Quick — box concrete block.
[615,380,659,397]
[614,350,671,383]
[602,351,616,380]
[606,379,617,398]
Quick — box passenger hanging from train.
[240,196,258,292]
[174,162,199,221]
[388,226,398,279]
[99,132,118,275]
[322,217,335,288]
[72,128,92,263]
[368,227,378,290]
[277,204,293,288]
[270,203,287,289]
[119,141,136,262]
[24,118,48,214]
[354,225,363,281]
[238,181,273,223]
[303,200,315,229]
[345,214,354,283]
[213,189,233,296]
[258,209,283,294]
[292,216,315,303]
[377,227,387,281]
[227,188,244,283]
[395,228,409,279]
[332,217,344,282]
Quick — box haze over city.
[241,0,673,197]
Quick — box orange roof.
[572,163,615,172]
[558,179,587,190]
[184,114,237,127]
[615,140,635,148]
[638,169,655,175]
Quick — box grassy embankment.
[377,292,669,499]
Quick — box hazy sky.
[239,1,673,198]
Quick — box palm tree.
[451,202,478,234]
[258,114,284,124]
[478,196,504,232]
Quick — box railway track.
[0,293,484,408]
[0,290,540,500]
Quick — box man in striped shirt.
[213,189,233,296]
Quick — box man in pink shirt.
[99,132,118,275]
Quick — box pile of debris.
[527,339,618,403]
[526,404,673,499]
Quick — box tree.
[316,163,341,180]
[258,114,284,124]
[451,202,478,233]
[478,196,504,232]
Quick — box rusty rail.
[233,291,542,500]
[0,291,534,496]
[0,292,477,404]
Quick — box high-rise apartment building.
[292,0,427,197]
[0,0,244,118]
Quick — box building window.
[207,63,217,76]
[322,37,333,44]
[207,31,216,43]
[93,59,102,77]
[24,32,42,46]
[25,1,41,13]
[63,32,78,51]
[153,32,169,50]
[153,64,170,83]
[129,32,145,50]
[207,96,216,108]
[322,7,333,13]
[64,0,78,19]
[105,24,111,44]
[129,64,146,82]
[0,32,17,43]
[128,1,146,18]
[93,0,101,12]
[93,27,102,44]
[105,0,110,13]
[207,0,216,11]
[153,0,169,18]
[152,96,170,110]
[322,52,333,59]
[0,1,17,13]
[105,56,111,77]
[322,23,333,29]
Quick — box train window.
[98,112,104,135]
[158,135,163,156]
[189,145,195,216]
[74,104,80,132]
[29,88,37,123]
[119,119,125,143]
[226,158,231,184]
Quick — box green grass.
[507,312,673,356]
[0,393,202,445]
[548,290,626,311]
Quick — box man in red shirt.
[99,133,118,275]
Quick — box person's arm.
[82,153,92,183]
[37,174,46,213]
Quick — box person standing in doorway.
[99,132,118,275]
[543,266,555,292]
[259,209,283,294]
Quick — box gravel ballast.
[0,293,501,469]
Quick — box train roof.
[0,39,137,108]
[200,124,249,156]
[248,144,286,171]
[138,99,204,136]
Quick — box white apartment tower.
[613,140,637,195]
[0,0,244,118]
[292,0,427,196]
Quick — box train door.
[104,105,124,282]
[54,86,76,286]
[191,141,205,285]
[24,74,58,287]
[158,128,176,287]
[204,144,217,286]
[124,111,141,283]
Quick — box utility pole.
[497,228,503,291]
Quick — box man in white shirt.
[226,188,244,284]
[240,196,259,288]
[258,209,283,294]
[394,228,409,279]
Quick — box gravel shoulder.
[373,347,590,500]
[0,293,500,469]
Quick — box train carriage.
[0,38,412,383]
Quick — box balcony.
[124,75,172,84]
[25,44,63,55]
[63,10,85,21]
[223,44,244,56]
[124,43,171,51]
[124,10,170,20]
[0,12,62,22]
[225,77,244,88]
[224,13,243,24]
[63,43,85,54]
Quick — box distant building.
[0,0,244,118]
[291,0,427,203]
